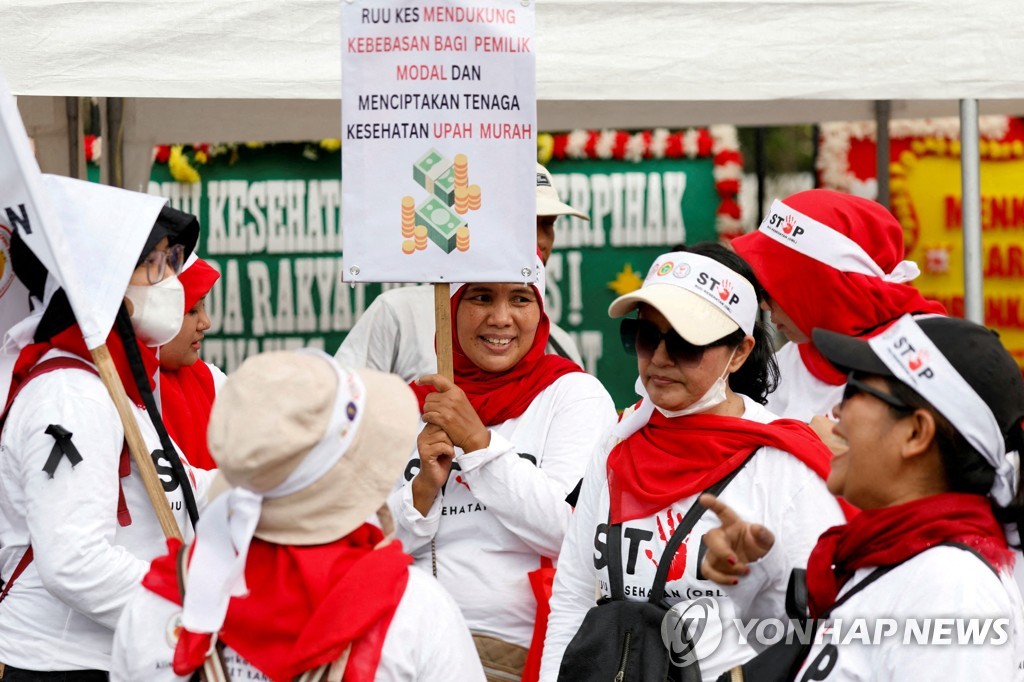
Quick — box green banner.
[147,145,722,409]
[542,158,719,407]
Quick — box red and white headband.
[869,315,1018,506]
[758,199,920,283]
[642,251,758,336]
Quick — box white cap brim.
[537,189,589,220]
[608,284,740,346]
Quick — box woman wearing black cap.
[701,315,1024,679]
[0,203,215,679]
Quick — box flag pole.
[89,344,182,541]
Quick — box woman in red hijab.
[386,256,617,682]
[158,254,222,470]
[731,189,945,424]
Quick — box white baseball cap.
[536,163,588,220]
[608,251,758,346]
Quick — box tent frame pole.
[959,99,983,324]
[875,100,891,209]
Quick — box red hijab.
[159,258,220,469]
[806,493,1013,617]
[607,410,839,524]
[145,525,411,681]
[733,190,946,385]
[410,281,582,426]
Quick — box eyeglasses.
[842,373,913,411]
[139,244,186,285]
[620,318,723,366]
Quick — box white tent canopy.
[2,0,1020,322]
[3,0,1024,130]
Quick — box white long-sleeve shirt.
[765,342,844,422]
[0,350,215,671]
[540,396,845,682]
[335,284,585,378]
[111,565,486,682]
[794,545,1024,681]
[388,371,617,648]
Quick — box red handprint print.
[718,279,732,302]
[783,215,796,234]
[645,509,689,582]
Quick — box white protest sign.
[341,0,537,284]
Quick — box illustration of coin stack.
[403,148,483,255]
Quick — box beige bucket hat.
[206,349,419,546]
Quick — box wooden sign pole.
[89,344,182,541]
[92,344,220,680]
[434,283,454,381]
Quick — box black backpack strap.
[546,332,570,360]
[649,451,757,605]
[820,564,898,618]
[607,519,626,601]
[940,541,1000,579]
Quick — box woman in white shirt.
[0,201,213,679]
[701,314,1024,681]
[387,257,617,682]
[540,244,844,682]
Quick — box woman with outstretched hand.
[702,315,1024,680]
[540,244,844,682]
[387,256,617,682]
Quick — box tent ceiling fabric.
[3,0,1024,128]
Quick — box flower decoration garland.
[818,115,1023,252]
[537,126,744,239]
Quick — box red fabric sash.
[10,323,158,408]
[732,191,945,386]
[410,283,582,427]
[607,411,836,524]
[159,363,216,469]
[806,493,1013,618]
[144,525,411,682]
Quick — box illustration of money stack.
[403,148,480,254]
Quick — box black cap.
[814,317,1024,447]
[137,205,200,266]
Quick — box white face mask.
[125,275,185,347]
[653,349,737,418]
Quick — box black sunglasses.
[842,373,912,411]
[620,318,724,366]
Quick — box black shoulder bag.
[557,454,754,682]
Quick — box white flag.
[0,68,167,356]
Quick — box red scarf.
[159,366,216,469]
[410,283,582,426]
[732,190,946,385]
[11,323,158,408]
[607,411,837,524]
[806,493,1013,618]
[159,258,220,469]
[144,525,412,681]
